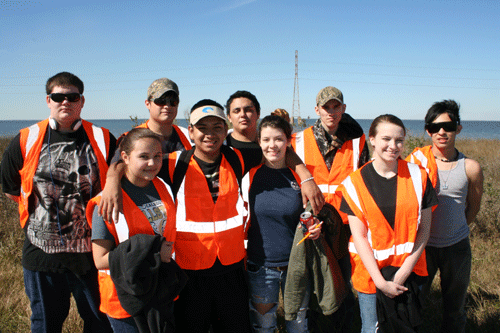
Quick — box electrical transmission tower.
[292,50,300,126]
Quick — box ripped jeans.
[247,261,310,333]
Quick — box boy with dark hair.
[225,90,325,214]
[45,71,84,95]
[406,99,483,333]
[165,99,251,332]
[1,71,115,332]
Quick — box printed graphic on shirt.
[137,199,167,235]
[28,140,101,253]
[206,170,220,202]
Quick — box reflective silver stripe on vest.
[24,123,41,159]
[349,241,416,260]
[175,156,246,234]
[411,150,429,174]
[345,164,423,259]
[91,125,107,160]
[115,212,130,244]
[352,137,361,170]
[294,131,305,161]
[318,184,338,194]
[407,163,423,228]
[342,177,363,216]
[176,216,243,233]
[99,212,129,276]
[176,126,192,145]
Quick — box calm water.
[1,119,499,140]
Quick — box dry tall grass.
[0,136,499,332]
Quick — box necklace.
[440,160,456,191]
[434,149,458,163]
[274,167,301,191]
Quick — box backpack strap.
[170,148,195,200]
[169,146,243,200]
[220,145,243,195]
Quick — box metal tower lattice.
[292,50,300,125]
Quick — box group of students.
[0,71,483,333]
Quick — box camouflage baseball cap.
[316,86,344,106]
[147,78,179,100]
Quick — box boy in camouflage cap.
[99,78,192,222]
[290,86,369,332]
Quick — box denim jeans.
[357,292,378,333]
[23,267,111,333]
[107,315,139,333]
[423,237,472,333]
[247,262,310,333]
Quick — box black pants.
[174,266,251,333]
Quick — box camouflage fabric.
[313,119,344,171]
[316,86,344,106]
[147,78,179,100]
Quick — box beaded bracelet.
[300,177,315,185]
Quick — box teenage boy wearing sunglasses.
[0,71,116,332]
[406,99,483,333]
[99,78,192,222]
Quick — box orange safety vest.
[337,160,429,294]
[17,119,110,228]
[86,177,177,319]
[291,127,365,222]
[405,145,438,188]
[125,121,192,150]
[168,150,247,271]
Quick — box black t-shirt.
[340,162,437,229]
[193,155,221,204]
[1,125,116,274]
[225,134,262,174]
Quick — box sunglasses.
[425,121,457,134]
[153,95,179,107]
[49,93,82,103]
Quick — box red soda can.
[300,211,313,229]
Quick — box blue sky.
[1,0,498,121]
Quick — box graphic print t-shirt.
[27,129,102,253]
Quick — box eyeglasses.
[49,93,82,103]
[153,95,179,107]
[425,121,457,134]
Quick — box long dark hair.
[258,115,292,140]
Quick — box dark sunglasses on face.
[153,95,179,107]
[425,121,458,134]
[49,93,82,103]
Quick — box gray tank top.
[428,152,469,247]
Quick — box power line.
[292,50,300,124]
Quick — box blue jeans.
[23,267,111,333]
[107,315,139,333]
[423,237,471,333]
[247,262,310,333]
[357,292,378,333]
